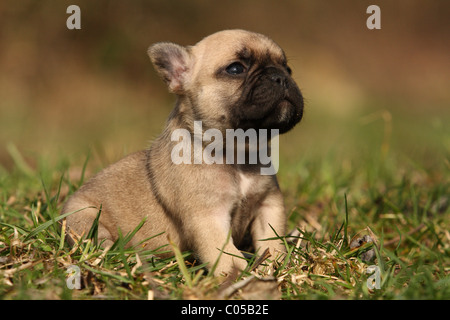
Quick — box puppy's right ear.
[148,42,191,94]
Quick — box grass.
[0,108,449,300]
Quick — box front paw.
[212,253,248,277]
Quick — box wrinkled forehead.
[191,30,286,70]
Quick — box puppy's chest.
[238,172,255,198]
[229,172,268,239]
[236,172,266,205]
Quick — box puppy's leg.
[251,191,286,259]
[186,210,248,276]
[63,200,115,247]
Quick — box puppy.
[62,29,303,276]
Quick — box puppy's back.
[62,150,177,249]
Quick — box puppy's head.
[148,29,303,134]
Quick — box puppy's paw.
[212,254,248,277]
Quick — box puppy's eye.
[226,62,246,75]
[286,66,292,75]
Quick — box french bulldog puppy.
[62,29,303,276]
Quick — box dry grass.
[1,137,448,300]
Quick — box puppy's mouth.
[267,96,303,133]
[236,96,302,133]
[258,84,303,121]
[230,66,304,133]
[277,98,297,120]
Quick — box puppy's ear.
[148,42,191,94]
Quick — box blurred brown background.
[0,0,449,170]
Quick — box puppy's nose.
[267,68,288,89]
[271,74,287,87]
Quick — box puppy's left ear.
[148,42,191,94]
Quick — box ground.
[1,105,448,300]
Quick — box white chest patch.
[238,172,254,197]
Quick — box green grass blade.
[82,263,133,284]
[123,216,147,246]
[86,205,102,245]
[113,228,133,281]
[209,228,233,277]
[109,217,147,251]
[168,236,192,288]
[25,206,95,241]
[79,149,91,186]
[6,142,34,177]
[343,193,349,249]
[0,222,29,235]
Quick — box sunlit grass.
[0,105,449,300]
